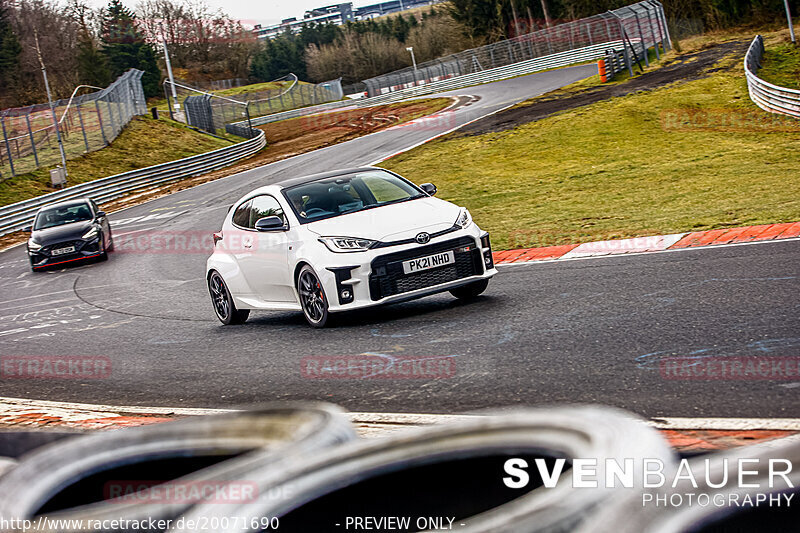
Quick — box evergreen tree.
[100,0,161,96]
[77,29,112,87]
[0,3,21,94]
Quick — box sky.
[85,0,365,28]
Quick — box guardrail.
[0,130,265,236]
[239,40,631,128]
[744,35,800,118]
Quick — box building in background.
[354,0,439,20]
[253,4,355,40]
[252,0,443,40]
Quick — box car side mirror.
[22,225,32,233]
[254,216,287,232]
[420,183,437,196]
[95,211,106,219]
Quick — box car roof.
[35,198,92,212]
[273,167,384,189]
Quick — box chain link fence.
[165,75,344,138]
[363,0,669,96]
[0,70,147,180]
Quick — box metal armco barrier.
[0,403,356,533]
[362,0,669,97]
[744,35,800,119]
[240,39,629,129]
[0,129,265,237]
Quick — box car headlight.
[319,236,376,253]
[82,227,99,240]
[27,240,42,252]
[455,208,472,229]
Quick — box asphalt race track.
[1,64,798,418]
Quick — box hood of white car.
[305,197,461,242]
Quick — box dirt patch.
[456,40,749,136]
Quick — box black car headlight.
[27,239,42,252]
[82,227,99,240]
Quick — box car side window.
[249,195,285,228]
[232,200,252,228]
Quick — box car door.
[235,195,295,303]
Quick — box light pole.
[406,46,418,86]
[34,30,68,178]
[160,24,180,111]
[784,0,796,44]
[406,46,417,71]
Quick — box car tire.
[106,234,114,252]
[297,265,329,328]
[450,279,489,300]
[98,239,108,261]
[208,271,249,325]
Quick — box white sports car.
[206,167,497,327]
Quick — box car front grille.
[368,236,483,300]
[42,240,85,255]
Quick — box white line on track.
[2,396,798,431]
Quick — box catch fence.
[363,0,669,97]
[164,75,344,138]
[0,70,147,180]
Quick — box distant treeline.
[0,0,254,108]
[0,0,794,108]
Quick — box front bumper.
[29,238,103,269]
[317,226,496,313]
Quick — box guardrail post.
[24,113,39,168]
[0,114,15,177]
[644,2,661,60]
[652,0,671,49]
[628,7,649,66]
[612,16,635,76]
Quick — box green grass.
[0,116,233,207]
[758,42,800,89]
[213,80,295,97]
[382,51,800,250]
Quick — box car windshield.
[34,203,93,230]
[282,170,426,224]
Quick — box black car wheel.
[99,234,109,261]
[297,265,329,328]
[208,271,249,325]
[450,279,489,300]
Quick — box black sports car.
[24,198,113,271]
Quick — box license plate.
[402,250,455,274]
[51,246,76,256]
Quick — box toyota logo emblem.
[415,232,431,244]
